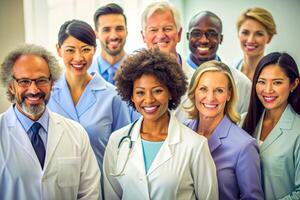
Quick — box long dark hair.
[242,52,300,136]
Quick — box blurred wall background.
[0,0,24,112]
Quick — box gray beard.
[21,101,46,117]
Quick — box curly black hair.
[115,48,187,110]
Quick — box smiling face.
[131,74,171,123]
[195,71,231,121]
[10,54,52,121]
[57,36,95,76]
[238,19,271,57]
[141,10,182,56]
[256,64,298,113]
[188,15,223,65]
[96,14,127,56]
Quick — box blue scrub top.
[47,72,131,170]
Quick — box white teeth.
[72,64,84,69]
[144,106,157,112]
[156,42,168,47]
[27,97,40,101]
[264,96,276,101]
[109,41,119,45]
[245,44,256,50]
[203,103,217,108]
[197,47,209,51]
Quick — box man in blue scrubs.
[89,3,140,121]
[89,3,127,85]
[0,44,101,199]
[186,11,252,114]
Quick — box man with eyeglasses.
[0,44,101,199]
[186,11,252,114]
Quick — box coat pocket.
[57,157,81,187]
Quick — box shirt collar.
[187,55,198,69]
[97,55,126,74]
[187,54,222,69]
[14,104,49,133]
[176,53,182,66]
[210,114,231,139]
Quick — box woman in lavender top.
[185,60,264,200]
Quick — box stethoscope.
[111,119,139,177]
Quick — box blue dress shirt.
[88,54,125,85]
[47,72,131,170]
[185,115,264,200]
[14,105,49,147]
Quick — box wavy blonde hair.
[237,7,277,37]
[186,60,240,124]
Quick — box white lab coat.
[174,60,195,122]
[0,106,101,200]
[103,113,218,200]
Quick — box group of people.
[0,1,299,200]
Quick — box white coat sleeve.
[193,139,219,200]
[103,135,122,200]
[77,127,102,200]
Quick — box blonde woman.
[233,7,277,81]
[185,60,264,199]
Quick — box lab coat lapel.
[51,77,79,120]
[260,105,293,153]
[6,107,39,164]
[209,116,231,153]
[147,114,178,176]
[129,118,150,197]
[43,111,64,169]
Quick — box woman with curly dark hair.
[103,48,218,200]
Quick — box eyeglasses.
[189,30,220,40]
[12,76,51,87]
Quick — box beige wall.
[0,0,25,112]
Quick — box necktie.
[31,122,45,168]
[107,67,115,85]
